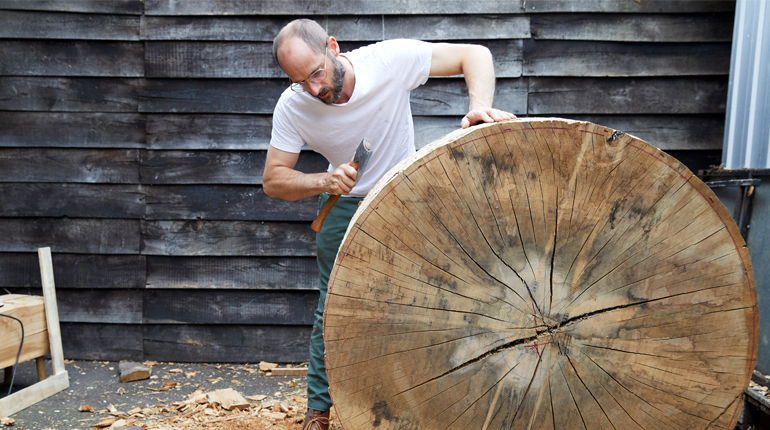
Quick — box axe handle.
[311,160,360,233]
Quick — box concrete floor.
[1,358,305,430]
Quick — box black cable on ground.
[0,312,24,397]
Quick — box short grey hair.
[273,19,329,64]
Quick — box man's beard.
[317,55,345,105]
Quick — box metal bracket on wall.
[699,169,766,242]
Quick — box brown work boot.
[302,408,330,430]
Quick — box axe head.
[353,138,373,182]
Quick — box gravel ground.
[1,358,308,430]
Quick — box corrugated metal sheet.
[724,0,770,168]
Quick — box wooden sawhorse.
[0,248,69,416]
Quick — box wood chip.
[90,417,117,428]
[148,380,180,391]
[248,394,268,401]
[79,404,95,413]
[262,411,287,420]
[258,361,278,372]
[187,389,208,403]
[0,417,15,426]
[109,418,127,428]
[168,369,183,374]
[119,361,152,383]
[107,404,126,416]
[207,388,250,411]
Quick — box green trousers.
[308,193,363,412]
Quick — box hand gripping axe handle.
[311,138,373,233]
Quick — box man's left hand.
[461,107,517,129]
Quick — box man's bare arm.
[429,43,516,128]
[263,146,357,201]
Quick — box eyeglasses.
[290,46,328,91]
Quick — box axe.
[311,138,373,233]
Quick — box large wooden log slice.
[324,118,758,430]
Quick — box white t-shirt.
[270,39,433,197]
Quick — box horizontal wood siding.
[0,11,140,40]
[523,1,734,13]
[0,149,140,183]
[142,325,312,362]
[0,2,734,362]
[0,41,145,77]
[0,184,145,218]
[0,253,146,289]
[62,323,144,361]
[145,256,318,290]
[0,0,143,15]
[142,290,317,324]
[140,15,530,41]
[522,41,731,76]
[144,40,523,78]
[0,219,141,254]
[0,77,141,112]
[143,1,527,16]
[145,185,317,221]
[527,77,729,114]
[139,150,326,184]
[0,113,146,148]
[529,14,734,42]
[142,0,732,15]
[146,114,272,150]
[140,221,316,256]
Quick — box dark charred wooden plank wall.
[0,0,735,362]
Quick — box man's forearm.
[462,46,496,111]
[263,166,330,201]
[457,45,516,128]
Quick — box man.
[263,19,516,430]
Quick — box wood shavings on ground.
[749,380,769,397]
[91,387,342,430]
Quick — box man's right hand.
[264,146,360,201]
[325,163,358,195]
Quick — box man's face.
[279,37,345,105]
[320,55,345,105]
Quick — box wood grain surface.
[0,295,50,369]
[324,118,757,430]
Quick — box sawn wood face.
[324,118,758,430]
